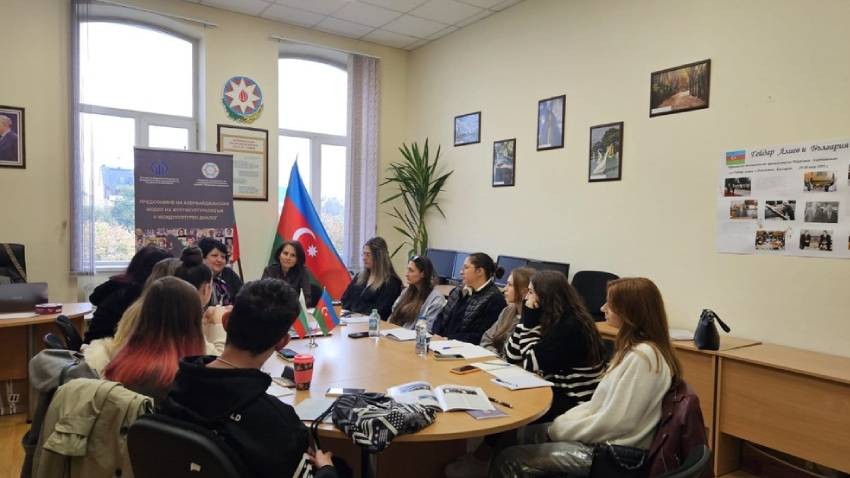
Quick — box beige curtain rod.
[92,0,218,28]
[269,34,381,60]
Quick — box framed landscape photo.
[588,122,623,182]
[0,105,25,169]
[454,111,481,146]
[217,124,269,201]
[537,95,565,151]
[650,59,711,117]
[492,138,516,187]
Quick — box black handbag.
[693,309,731,351]
[589,442,647,478]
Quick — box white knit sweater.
[548,342,672,449]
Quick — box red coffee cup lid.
[294,354,313,362]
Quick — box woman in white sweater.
[489,277,681,477]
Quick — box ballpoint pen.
[488,397,513,409]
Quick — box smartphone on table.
[347,331,370,339]
[450,364,479,375]
[326,387,366,397]
[276,347,298,360]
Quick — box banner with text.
[717,139,850,258]
[134,148,239,260]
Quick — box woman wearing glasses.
[341,237,403,320]
[388,255,447,330]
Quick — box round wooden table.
[263,321,552,477]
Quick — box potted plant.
[381,139,453,258]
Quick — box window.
[278,57,348,255]
[78,21,197,267]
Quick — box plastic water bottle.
[368,309,380,339]
[415,316,429,357]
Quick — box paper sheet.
[294,398,335,422]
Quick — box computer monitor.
[451,251,471,283]
[495,255,530,287]
[425,248,457,282]
[527,260,570,278]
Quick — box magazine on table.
[386,381,495,412]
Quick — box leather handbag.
[694,309,731,351]
[589,442,647,478]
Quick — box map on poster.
[717,139,850,258]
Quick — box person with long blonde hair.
[489,277,681,477]
[341,237,402,320]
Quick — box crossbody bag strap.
[2,244,26,282]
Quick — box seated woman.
[262,240,312,306]
[431,253,506,344]
[388,255,446,330]
[480,267,533,357]
[340,237,402,320]
[175,247,229,354]
[198,237,243,306]
[103,276,208,402]
[489,277,681,478]
[84,245,172,343]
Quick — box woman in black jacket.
[198,237,242,306]
[340,237,402,320]
[262,240,313,306]
[431,252,506,344]
[84,245,172,343]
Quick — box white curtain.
[344,55,380,271]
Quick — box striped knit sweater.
[504,305,605,420]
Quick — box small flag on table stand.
[312,289,340,336]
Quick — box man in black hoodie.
[160,278,337,478]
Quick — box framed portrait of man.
[0,105,25,169]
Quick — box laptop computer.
[0,282,48,313]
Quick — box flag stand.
[308,330,318,348]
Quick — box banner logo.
[202,162,220,179]
[150,160,168,177]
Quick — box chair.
[655,445,712,478]
[55,315,83,352]
[128,414,246,478]
[0,243,26,283]
[571,270,619,321]
[42,333,66,350]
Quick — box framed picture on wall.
[454,111,481,146]
[217,124,269,201]
[537,95,565,150]
[649,59,711,117]
[492,138,516,187]
[0,105,25,169]
[588,122,623,182]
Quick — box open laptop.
[0,282,48,313]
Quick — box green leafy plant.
[381,139,453,258]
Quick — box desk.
[596,322,759,451]
[0,303,91,418]
[715,344,850,475]
[268,321,552,477]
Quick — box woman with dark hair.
[104,276,207,401]
[340,237,402,320]
[198,237,243,306]
[84,245,172,343]
[176,246,229,354]
[489,277,682,477]
[388,256,446,330]
[480,267,534,357]
[262,240,312,305]
[431,252,506,344]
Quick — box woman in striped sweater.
[504,270,606,422]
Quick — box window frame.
[76,17,200,271]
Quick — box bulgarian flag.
[312,288,340,335]
[292,289,311,338]
[271,163,351,299]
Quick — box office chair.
[0,243,27,283]
[55,315,83,352]
[42,333,67,350]
[656,445,712,478]
[571,270,619,321]
[128,413,248,478]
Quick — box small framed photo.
[0,105,25,169]
[492,139,516,187]
[454,111,481,146]
[537,95,565,151]
[588,122,623,182]
[650,59,711,117]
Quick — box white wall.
[401,0,850,355]
[0,0,407,301]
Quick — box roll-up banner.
[134,147,241,270]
